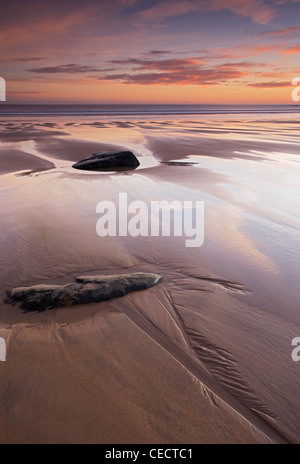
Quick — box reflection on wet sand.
[0,115,299,443]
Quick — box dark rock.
[72,150,140,171]
[6,272,162,312]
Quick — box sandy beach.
[0,112,300,443]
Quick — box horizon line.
[0,102,299,106]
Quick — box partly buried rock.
[72,150,140,171]
[6,272,162,312]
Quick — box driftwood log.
[6,272,162,312]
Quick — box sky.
[1,0,300,104]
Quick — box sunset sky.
[1,0,300,104]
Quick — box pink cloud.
[246,81,290,88]
[139,0,277,24]
[217,43,284,59]
[29,64,104,73]
[258,25,300,37]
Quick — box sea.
[0,103,300,117]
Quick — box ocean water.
[0,103,300,116]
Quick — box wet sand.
[0,116,300,443]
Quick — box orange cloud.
[88,56,252,86]
[284,44,300,54]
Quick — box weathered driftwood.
[6,272,162,312]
